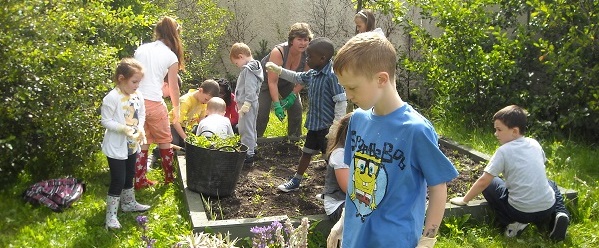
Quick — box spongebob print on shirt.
[348,130,407,221]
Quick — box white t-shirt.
[484,137,555,212]
[196,114,234,138]
[134,40,178,102]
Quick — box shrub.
[368,0,599,142]
[0,0,161,185]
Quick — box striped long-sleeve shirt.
[279,61,346,131]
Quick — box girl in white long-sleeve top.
[101,58,151,229]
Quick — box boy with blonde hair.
[230,42,263,163]
[326,32,458,248]
[196,97,234,138]
[450,105,570,241]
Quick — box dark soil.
[203,139,485,220]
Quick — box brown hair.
[199,79,220,97]
[334,32,396,80]
[325,113,353,160]
[154,16,185,71]
[493,105,528,134]
[229,42,252,60]
[288,23,313,45]
[113,58,144,84]
[355,9,376,32]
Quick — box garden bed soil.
[201,140,485,220]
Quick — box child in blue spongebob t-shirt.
[326,32,459,248]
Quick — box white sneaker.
[315,193,325,202]
[505,222,528,237]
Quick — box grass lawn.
[433,119,599,248]
[0,112,597,247]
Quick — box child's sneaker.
[277,177,301,192]
[549,212,569,241]
[244,155,255,164]
[505,222,528,237]
[315,193,325,202]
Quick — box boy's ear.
[376,71,390,87]
[512,126,521,136]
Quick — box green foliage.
[368,0,599,142]
[0,0,162,185]
[441,214,471,237]
[164,0,232,82]
[255,39,271,60]
[186,132,242,151]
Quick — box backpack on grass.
[22,177,86,212]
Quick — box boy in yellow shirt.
[137,79,219,188]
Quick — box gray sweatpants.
[238,101,258,156]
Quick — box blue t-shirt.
[342,104,458,247]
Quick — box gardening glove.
[238,101,251,117]
[136,127,146,145]
[280,93,297,110]
[265,62,282,75]
[273,101,286,121]
[450,197,469,206]
[118,124,137,139]
[327,208,344,248]
[416,236,437,248]
[171,105,180,124]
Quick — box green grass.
[1,111,597,247]
[433,119,599,248]
[0,152,190,247]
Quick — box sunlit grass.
[263,111,308,137]
[434,117,599,248]
[1,109,597,247]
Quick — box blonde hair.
[206,97,227,113]
[333,32,396,80]
[113,58,144,84]
[229,42,252,60]
[355,9,376,32]
[288,22,314,45]
[154,16,185,71]
[325,113,353,160]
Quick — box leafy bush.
[186,132,242,151]
[369,0,599,142]
[0,0,163,185]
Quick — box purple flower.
[136,215,149,226]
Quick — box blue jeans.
[482,177,569,230]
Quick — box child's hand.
[171,106,180,124]
[416,236,437,248]
[280,93,297,110]
[265,62,282,75]
[327,209,344,248]
[450,197,469,206]
[273,102,286,121]
[118,125,137,138]
[136,128,146,145]
[238,102,251,117]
